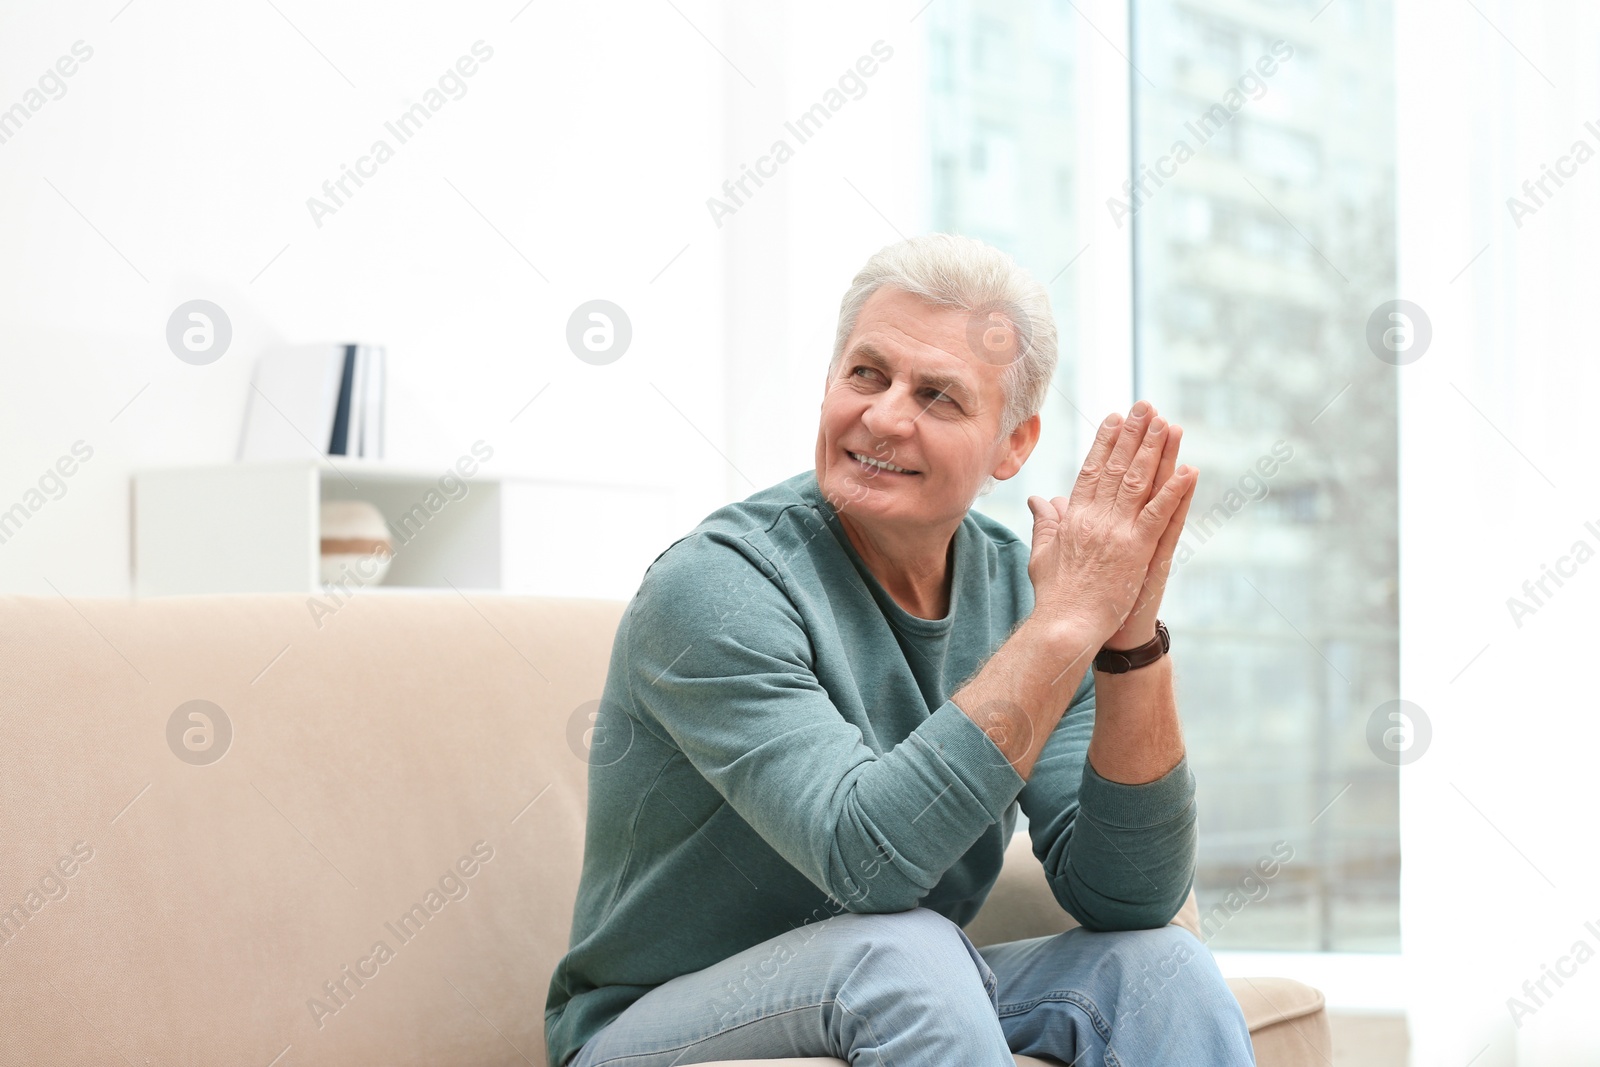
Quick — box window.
[1133,0,1400,951]
[928,0,1400,952]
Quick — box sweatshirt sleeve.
[624,535,1026,914]
[1018,672,1198,931]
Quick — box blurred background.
[3,1,1597,1063]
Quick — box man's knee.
[828,906,971,953]
[821,908,991,991]
[1091,926,1233,1016]
[1101,925,1196,976]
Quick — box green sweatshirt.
[544,469,1197,1067]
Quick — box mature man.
[546,234,1255,1065]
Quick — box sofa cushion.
[0,592,625,1067]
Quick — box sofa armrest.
[1227,977,1332,1066]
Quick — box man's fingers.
[1068,413,1124,512]
[1147,467,1197,577]
[1137,465,1196,537]
[1131,473,1197,618]
[1149,423,1183,509]
[1027,495,1062,543]
[1117,416,1168,514]
[1096,402,1155,506]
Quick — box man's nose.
[861,385,919,438]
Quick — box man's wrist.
[1025,613,1102,670]
[1095,621,1171,674]
[1103,624,1158,653]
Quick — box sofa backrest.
[1,592,623,1067]
[0,591,1199,1067]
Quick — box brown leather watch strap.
[1093,619,1170,674]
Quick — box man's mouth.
[847,450,919,476]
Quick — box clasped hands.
[1026,400,1198,656]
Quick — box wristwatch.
[1093,619,1170,674]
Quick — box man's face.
[814,286,1038,533]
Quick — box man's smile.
[846,450,920,476]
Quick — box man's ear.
[992,413,1041,481]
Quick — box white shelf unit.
[132,459,674,599]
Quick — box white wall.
[0,0,735,595]
[1397,3,1600,1063]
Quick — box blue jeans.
[569,907,1256,1065]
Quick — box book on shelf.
[359,344,386,459]
[238,343,386,461]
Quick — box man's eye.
[927,391,953,404]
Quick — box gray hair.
[828,233,1059,442]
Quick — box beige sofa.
[0,593,1330,1065]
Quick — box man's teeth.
[850,452,915,474]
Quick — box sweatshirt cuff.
[917,699,1027,819]
[1079,754,1195,829]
